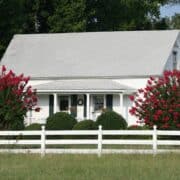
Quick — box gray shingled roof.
[33,79,133,92]
[1,30,179,78]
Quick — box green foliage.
[124,125,151,139]
[170,13,180,29]
[73,120,97,139]
[0,0,173,59]
[48,0,86,32]
[25,123,41,130]
[73,120,97,130]
[95,111,127,130]
[24,123,41,139]
[46,112,77,130]
[127,125,150,130]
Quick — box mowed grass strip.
[0,154,180,180]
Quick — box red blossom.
[129,70,180,130]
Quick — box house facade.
[1,30,180,125]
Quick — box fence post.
[153,125,157,155]
[98,125,102,157]
[41,125,46,157]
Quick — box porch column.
[120,93,123,115]
[53,93,57,114]
[86,93,90,119]
[68,96,71,114]
[104,94,106,109]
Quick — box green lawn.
[0,154,180,180]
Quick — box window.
[59,96,69,111]
[173,51,177,70]
[93,95,104,111]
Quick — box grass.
[0,154,180,180]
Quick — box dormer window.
[172,51,177,70]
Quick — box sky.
[160,4,180,17]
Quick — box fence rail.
[0,125,180,157]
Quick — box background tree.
[0,66,40,130]
[170,13,180,29]
[129,70,180,130]
[0,0,177,59]
[48,0,86,32]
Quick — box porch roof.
[33,79,133,92]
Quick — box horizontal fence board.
[0,131,41,136]
[46,130,98,135]
[158,140,180,145]
[0,140,41,145]
[0,149,41,153]
[45,149,98,154]
[102,130,153,135]
[46,139,98,145]
[157,131,180,136]
[102,139,152,145]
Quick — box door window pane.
[59,96,69,111]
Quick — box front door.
[59,96,69,113]
[92,95,104,120]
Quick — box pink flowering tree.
[0,65,40,130]
[129,70,180,130]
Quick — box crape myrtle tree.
[0,65,40,130]
[129,70,180,130]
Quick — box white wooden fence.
[0,125,180,157]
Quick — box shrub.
[124,125,151,139]
[129,70,180,130]
[46,112,77,130]
[127,125,149,130]
[25,123,42,130]
[24,123,42,139]
[73,120,97,139]
[95,111,127,130]
[73,120,97,130]
[46,112,77,139]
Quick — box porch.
[28,79,135,124]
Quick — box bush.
[73,120,97,139]
[95,111,127,130]
[124,125,151,139]
[25,123,42,130]
[24,123,42,139]
[46,112,77,139]
[46,112,77,130]
[127,125,149,130]
[73,120,97,130]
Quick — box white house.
[0,30,180,125]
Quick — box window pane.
[93,95,104,111]
[59,96,69,111]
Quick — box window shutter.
[49,95,54,117]
[106,95,113,110]
[71,95,77,117]
[84,95,87,118]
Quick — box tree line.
[0,0,179,59]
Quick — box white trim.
[37,89,134,93]
[53,93,57,113]
[86,94,90,119]
[104,94,106,109]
